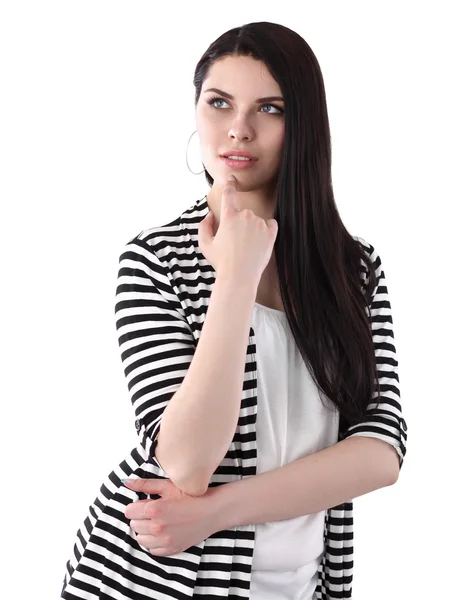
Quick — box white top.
[249,302,340,600]
[60,201,407,600]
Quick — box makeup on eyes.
[205,94,284,115]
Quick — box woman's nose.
[228,126,253,142]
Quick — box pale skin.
[198,54,285,308]
[123,437,399,556]
[122,55,401,556]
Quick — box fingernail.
[121,478,134,485]
[229,175,236,182]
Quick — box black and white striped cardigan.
[61,194,407,600]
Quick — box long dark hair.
[193,21,381,433]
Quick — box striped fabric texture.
[61,195,408,599]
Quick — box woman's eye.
[261,104,281,114]
[208,97,283,114]
[211,98,228,109]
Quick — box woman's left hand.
[122,477,221,556]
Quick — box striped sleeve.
[344,241,408,469]
[114,236,196,467]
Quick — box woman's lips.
[220,156,258,169]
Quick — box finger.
[135,534,166,550]
[130,519,156,535]
[268,218,279,237]
[124,498,156,519]
[220,175,237,216]
[121,478,166,495]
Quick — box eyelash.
[206,96,284,115]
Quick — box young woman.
[61,21,407,600]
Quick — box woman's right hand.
[198,175,279,283]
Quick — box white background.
[1,1,471,598]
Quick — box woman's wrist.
[206,481,241,532]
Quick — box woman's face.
[195,55,285,191]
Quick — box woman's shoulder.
[350,234,386,301]
[351,234,383,270]
[351,234,374,256]
[121,195,208,262]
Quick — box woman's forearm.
[213,436,400,529]
[157,273,258,496]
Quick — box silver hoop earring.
[186,130,205,175]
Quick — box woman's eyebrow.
[203,87,284,103]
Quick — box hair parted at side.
[193,21,381,434]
